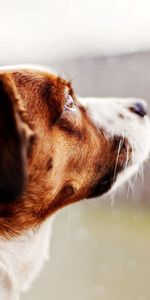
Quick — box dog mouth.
[88,136,132,198]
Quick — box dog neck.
[0,215,55,298]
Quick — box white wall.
[1,0,150,64]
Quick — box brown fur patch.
[56,118,83,139]
[0,68,131,238]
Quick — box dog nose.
[130,101,147,118]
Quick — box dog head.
[0,65,149,236]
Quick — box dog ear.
[0,74,34,202]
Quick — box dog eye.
[66,94,74,108]
[65,94,76,111]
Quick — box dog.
[0,65,149,300]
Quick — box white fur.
[0,67,150,299]
[0,217,55,300]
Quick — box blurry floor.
[22,203,150,300]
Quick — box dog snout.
[129,101,147,118]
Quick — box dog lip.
[88,137,132,199]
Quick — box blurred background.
[1,0,150,299]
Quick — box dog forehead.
[0,65,68,93]
[0,64,56,75]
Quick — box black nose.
[130,102,147,118]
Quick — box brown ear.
[0,74,34,202]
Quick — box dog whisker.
[124,144,129,173]
[110,189,116,206]
[70,66,100,83]
[140,164,144,186]
[59,54,73,79]
[113,138,124,183]
[126,181,131,200]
